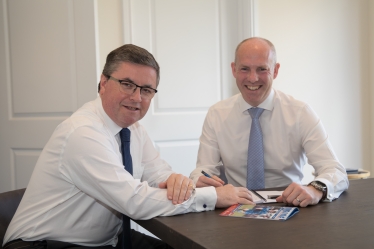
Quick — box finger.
[238,197,256,205]
[177,177,190,204]
[211,175,225,185]
[204,176,224,187]
[158,182,167,189]
[166,174,176,201]
[171,175,183,204]
[281,185,296,204]
[299,199,309,208]
[196,176,222,188]
[275,195,283,202]
[239,190,254,202]
[184,180,195,201]
[283,187,301,204]
[293,196,302,206]
[237,187,252,196]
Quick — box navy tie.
[119,128,132,249]
[246,108,265,190]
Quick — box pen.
[268,195,280,199]
[201,170,212,178]
[250,190,267,202]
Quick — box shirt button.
[203,204,207,208]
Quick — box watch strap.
[309,181,327,200]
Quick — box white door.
[0,0,98,192]
[123,0,254,176]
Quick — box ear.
[272,63,280,79]
[231,62,237,78]
[99,74,109,94]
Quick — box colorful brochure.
[220,204,299,221]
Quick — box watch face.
[311,181,326,191]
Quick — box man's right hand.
[196,175,225,188]
[215,184,254,208]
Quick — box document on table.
[250,190,284,203]
[220,203,299,221]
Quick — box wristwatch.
[308,181,327,201]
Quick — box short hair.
[98,44,160,92]
[234,37,277,65]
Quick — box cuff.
[193,186,217,211]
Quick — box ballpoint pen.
[201,170,226,185]
[250,189,267,202]
[201,170,212,178]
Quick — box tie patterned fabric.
[247,108,265,190]
[119,128,132,249]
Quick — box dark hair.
[98,44,160,92]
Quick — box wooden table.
[134,178,374,249]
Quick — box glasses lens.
[119,82,135,93]
[140,88,156,99]
[118,80,156,100]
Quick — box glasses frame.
[105,75,158,99]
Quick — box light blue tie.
[247,108,265,190]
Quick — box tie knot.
[248,108,264,119]
[120,128,131,142]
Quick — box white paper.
[250,190,284,203]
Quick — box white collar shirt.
[4,97,216,247]
[190,89,348,201]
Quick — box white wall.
[370,1,374,174]
[254,0,372,174]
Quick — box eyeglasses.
[106,75,158,100]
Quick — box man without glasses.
[190,37,349,207]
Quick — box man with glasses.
[4,44,253,249]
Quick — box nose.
[130,87,142,102]
[247,70,258,83]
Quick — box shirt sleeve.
[61,125,217,220]
[299,104,349,201]
[135,125,174,188]
[190,109,223,183]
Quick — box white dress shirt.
[4,97,216,247]
[190,89,348,201]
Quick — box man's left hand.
[276,182,323,207]
[159,173,195,205]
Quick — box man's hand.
[159,173,195,205]
[215,184,254,208]
[276,182,323,207]
[196,175,225,188]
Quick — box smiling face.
[99,62,157,128]
[231,39,280,107]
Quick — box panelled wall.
[0,0,98,192]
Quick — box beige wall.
[370,0,374,175]
[254,0,373,174]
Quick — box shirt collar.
[238,88,275,114]
[94,96,122,137]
